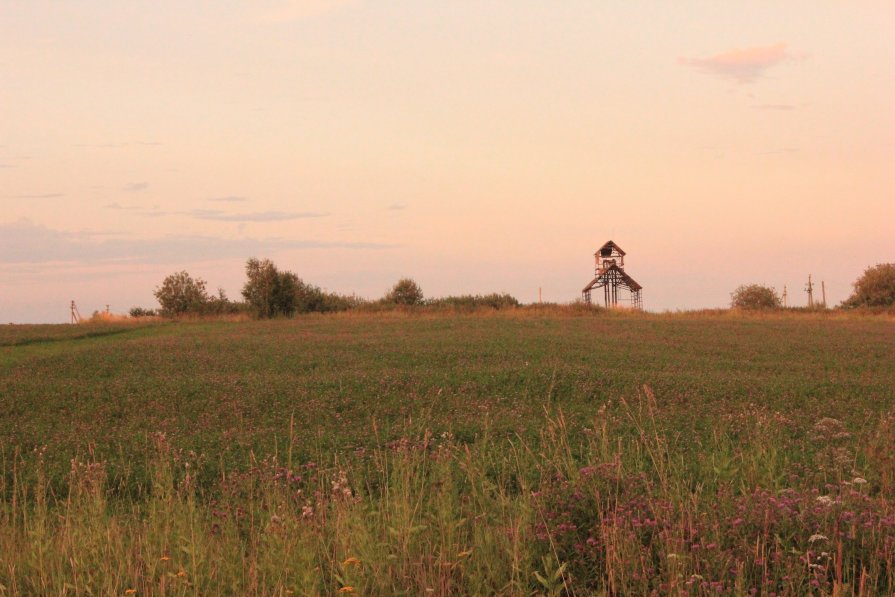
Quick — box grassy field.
[1,310,894,595]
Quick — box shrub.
[842,263,895,308]
[730,284,782,310]
[426,293,520,311]
[384,278,424,306]
[154,271,209,316]
[204,288,250,315]
[128,307,157,318]
[295,281,360,313]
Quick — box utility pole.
[821,281,827,308]
[805,274,814,308]
[538,287,542,304]
[782,285,788,308]
[70,300,82,324]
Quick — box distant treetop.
[842,263,895,308]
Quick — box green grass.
[1,311,894,594]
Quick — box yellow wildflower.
[457,549,473,558]
[160,555,171,562]
[338,587,355,593]
[342,556,361,567]
[124,590,137,596]
[176,569,187,578]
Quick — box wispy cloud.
[74,141,162,148]
[208,196,249,203]
[125,182,149,192]
[758,147,799,155]
[258,0,359,23]
[679,43,790,84]
[187,209,328,222]
[387,202,407,211]
[11,193,64,199]
[754,103,798,111]
[0,219,393,266]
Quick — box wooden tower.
[582,240,643,309]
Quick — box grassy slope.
[2,312,893,486]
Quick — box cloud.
[208,195,249,203]
[186,209,328,222]
[125,182,149,192]
[258,0,358,23]
[387,203,407,211]
[104,202,140,210]
[0,219,394,266]
[11,193,64,199]
[73,141,162,148]
[679,43,790,84]
[758,147,799,155]
[754,104,798,111]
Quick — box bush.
[128,307,157,318]
[426,293,520,311]
[384,278,424,306]
[730,284,782,310]
[842,263,895,308]
[295,281,360,313]
[154,271,209,316]
[203,288,250,316]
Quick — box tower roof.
[595,240,626,256]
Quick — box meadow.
[1,310,894,595]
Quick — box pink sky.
[1,1,893,322]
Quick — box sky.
[1,1,893,322]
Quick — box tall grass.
[3,389,894,595]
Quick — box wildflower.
[160,555,170,562]
[342,556,361,567]
[177,569,187,578]
[816,495,834,507]
[457,549,473,558]
[809,534,828,543]
[853,477,868,485]
[125,590,137,596]
[578,466,597,477]
[338,587,354,593]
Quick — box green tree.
[385,278,424,306]
[730,284,781,310]
[842,263,895,308]
[154,271,209,316]
[242,258,298,318]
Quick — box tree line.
[730,263,895,310]
[136,258,520,318]
[133,258,894,317]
